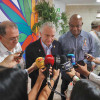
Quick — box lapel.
[37,38,46,57]
[51,41,56,55]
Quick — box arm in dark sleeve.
[25,45,35,69]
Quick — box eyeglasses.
[2,36,21,41]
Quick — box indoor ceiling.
[56,0,100,5]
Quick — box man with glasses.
[59,14,95,100]
[0,21,25,69]
[25,22,62,100]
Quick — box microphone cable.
[47,82,66,98]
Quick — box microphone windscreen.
[35,57,45,69]
[60,55,67,64]
[45,55,54,66]
[53,55,61,65]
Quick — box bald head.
[69,14,82,23]
[0,21,18,36]
[69,14,83,37]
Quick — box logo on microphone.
[35,57,45,69]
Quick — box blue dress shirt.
[59,30,95,62]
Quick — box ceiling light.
[96,0,100,2]
[96,11,100,19]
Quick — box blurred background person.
[0,66,45,100]
[89,20,100,73]
[70,79,100,100]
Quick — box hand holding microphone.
[27,57,45,74]
[44,55,54,83]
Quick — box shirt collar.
[69,30,84,37]
[41,38,52,50]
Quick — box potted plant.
[32,0,68,35]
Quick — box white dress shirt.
[89,72,100,85]
[0,42,25,69]
[41,39,52,55]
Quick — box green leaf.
[19,33,27,42]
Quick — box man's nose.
[73,26,78,30]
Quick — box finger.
[76,64,81,67]
[49,68,52,73]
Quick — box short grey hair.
[39,22,56,33]
[0,21,18,36]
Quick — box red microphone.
[44,55,54,66]
[44,55,54,83]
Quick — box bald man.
[59,14,95,100]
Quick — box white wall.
[66,5,100,32]
[54,0,100,37]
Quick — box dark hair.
[70,79,100,100]
[0,66,28,100]
[0,21,18,36]
[91,24,98,29]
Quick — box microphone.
[67,54,76,65]
[45,55,54,66]
[53,55,61,69]
[60,55,73,71]
[26,57,45,74]
[53,55,73,71]
[35,57,45,69]
[44,55,54,83]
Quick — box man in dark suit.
[25,22,62,100]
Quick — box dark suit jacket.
[25,38,62,88]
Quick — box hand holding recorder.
[0,52,22,68]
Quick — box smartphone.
[19,51,24,57]
[74,60,85,68]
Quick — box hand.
[52,69,60,81]
[39,68,46,80]
[27,62,38,74]
[75,63,90,77]
[66,68,76,78]
[0,52,21,68]
[85,54,94,62]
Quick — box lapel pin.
[39,49,41,52]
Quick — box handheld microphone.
[35,57,45,69]
[53,55,61,69]
[44,55,54,83]
[67,54,76,65]
[45,55,54,66]
[26,57,45,74]
[60,55,73,71]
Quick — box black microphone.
[60,55,73,71]
[53,55,61,69]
